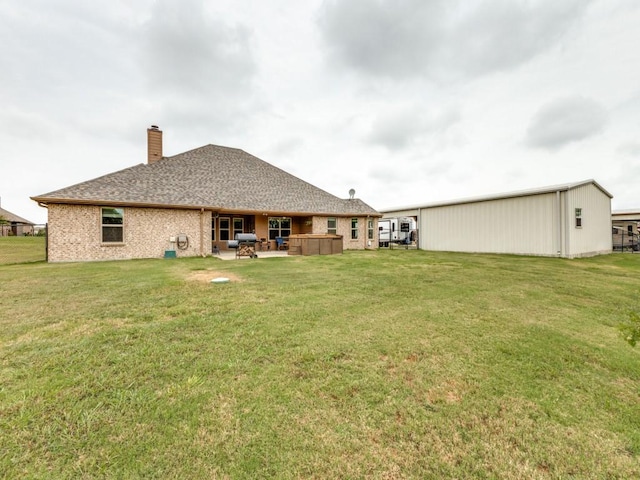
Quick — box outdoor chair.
[275,237,288,250]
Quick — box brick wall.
[48,204,210,262]
[311,216,378,250]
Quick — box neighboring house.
[381,180,613,258]
[31,127,381,262]
[0,206,35,236]
[611,209,640,251]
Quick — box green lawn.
[1,250,639,478]
[0,236,46,265]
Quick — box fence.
[612,227,639,252]
[378,229,419,249]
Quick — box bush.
[620,310,640,347]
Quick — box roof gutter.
[199,208,205,257]
[30,198,381,217]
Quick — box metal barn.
[381,180,612,258]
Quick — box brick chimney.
[147,125,163,164]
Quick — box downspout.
[38,202,49,261]
[556,191,562,256]
[417,208,422,250]
[200,208,205,257]
[564,191,570,257]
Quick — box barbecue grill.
[228,233,259,258]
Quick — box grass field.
[1,241,640,478]
[0,236,46,265]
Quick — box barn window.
[575,208,582,228]
[101,207,124,243]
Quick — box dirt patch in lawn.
[187,271,243,283]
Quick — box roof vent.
[348,188,355,200]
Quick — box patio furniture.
[275,237,288,250]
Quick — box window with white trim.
[233,218,244,239]
[219,217,230,241]
[351,218,358,240]
[367,219,374,240]
[327,217,337,235]
[575,208,582,228]
[268,217,291,240]
[101,207,124,243]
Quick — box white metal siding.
[420,193,559,255]
[383,180,612,258]
[566,183,612,257]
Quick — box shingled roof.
[32,144,380,216]
[0,206,34,225]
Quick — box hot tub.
[287,234,343,256]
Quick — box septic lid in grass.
[211,277,230,283]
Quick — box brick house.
[0,206,35,236]
[31,127,381,262]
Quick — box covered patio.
[211,214,310,253]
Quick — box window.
[628,225,633,234]
[211,215,216,241]
[101,207,123,243]
[575,208,582,228]
[327,217,337,235]
[268,217,291,240]
[351,218,358,240]
[219,217,230,241]
[367,219,374,240]
[233,218,244,239]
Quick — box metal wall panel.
[420,193,559,255]
[566,183,612,256]
[382,181,612,258]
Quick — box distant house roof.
[32,144,380,217]
[0,206,34,225]
[381,179,612,213]
[612,209,640,215]
[612,210,640,220]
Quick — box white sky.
[2,0,639,225]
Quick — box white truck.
[378,217,416,247]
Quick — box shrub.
[620,310,640,347]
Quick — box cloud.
[450,0,591,77]
[318,0,592,81]
[318,0,446,79]
[0,1,137,117]
[367,106,461,149]
[143,0,255,93]
[617,142,640,157]
[141,0,258,130]
[525,96,608,150]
